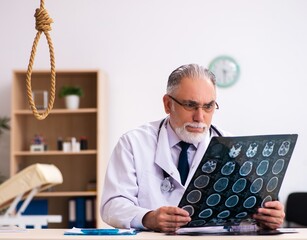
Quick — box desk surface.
[0,228,306,240]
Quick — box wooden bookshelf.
[10,70,108,228]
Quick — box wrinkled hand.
[253,201,285,230]
[142,206,191,233]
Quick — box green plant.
[0,116,10,135]
[59,86,84,98]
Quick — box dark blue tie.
[178,141,191,185]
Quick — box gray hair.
[166,64,216,94]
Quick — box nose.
[192,107,205,122]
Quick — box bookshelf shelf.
[37,191,97,197]
[14,150,97,156]
[14,108,98,114]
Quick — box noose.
[26,0,56,120]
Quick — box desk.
[0,229,307,240]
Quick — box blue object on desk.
[64,227,137,235]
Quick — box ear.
[163,94,171,114]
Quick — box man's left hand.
[252,201,285,230]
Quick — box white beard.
[175,122,209,145]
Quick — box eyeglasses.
[168,95,219,112]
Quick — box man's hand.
[142,206,191,233]
[253,201,285,230]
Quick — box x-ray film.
[178,134,298,227]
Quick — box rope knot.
[35,7,53,32]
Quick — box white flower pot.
[65,95,80,109]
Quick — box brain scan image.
[225,195,239,208]
[246,142,258,158]
[232,178,247,193]
[199,208,213,218]
[178,134,298,227]
[261,195,272,207]
[209,143,224,157]
[202,160,217,173]
[194,175,210,189]
[266,176,279,192]
[278,141,291,156]
[250,178,263,194]
[236,212,248,218]
[217,210,230,219]
[256,160,269,176]
[272,159,285,175]
[206,193,221,206]
[243,196,257,208]
[186,190,202,204]
[182,205,194,216]
[221,161,236,175]
[262,141,275,157]
[229,144,242,158]
[239,161,253,176]
[213,177,229,192]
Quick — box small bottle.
[63,137,72,152]
[71,137,80,152]
[57,137,63,151]
[80,136,88,150]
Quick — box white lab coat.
[100,118,229,229]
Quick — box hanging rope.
[26,0,56,120]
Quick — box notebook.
[178,134,298,227]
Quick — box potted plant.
[0,116,10,135]
[59,86,84,109]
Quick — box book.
[68,198,76,228]
[85,197,95,228]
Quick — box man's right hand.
[142,206,191,233]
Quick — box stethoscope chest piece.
[157,118,222,194]
[160,177,174,193]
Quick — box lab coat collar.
[154,118,212,187]
[154,119,182,184]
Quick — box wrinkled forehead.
[174,77,217,101]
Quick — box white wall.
[1,0,307,206]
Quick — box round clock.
[208,55,240,88]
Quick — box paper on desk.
[176,226,227,235]
[277,228,298,233]
[176,226,298,236]
[0,225,26,233]
[64,227,137,235]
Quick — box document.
[64,227,137,235]
[176,226,227,235]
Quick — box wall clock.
[208,55,240,88]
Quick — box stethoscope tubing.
[157,118,222,193]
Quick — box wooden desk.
[0,229,307,240]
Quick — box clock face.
[208,56,240,88]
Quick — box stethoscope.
[158,118,223,193]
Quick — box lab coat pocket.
[138,169,166,209]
